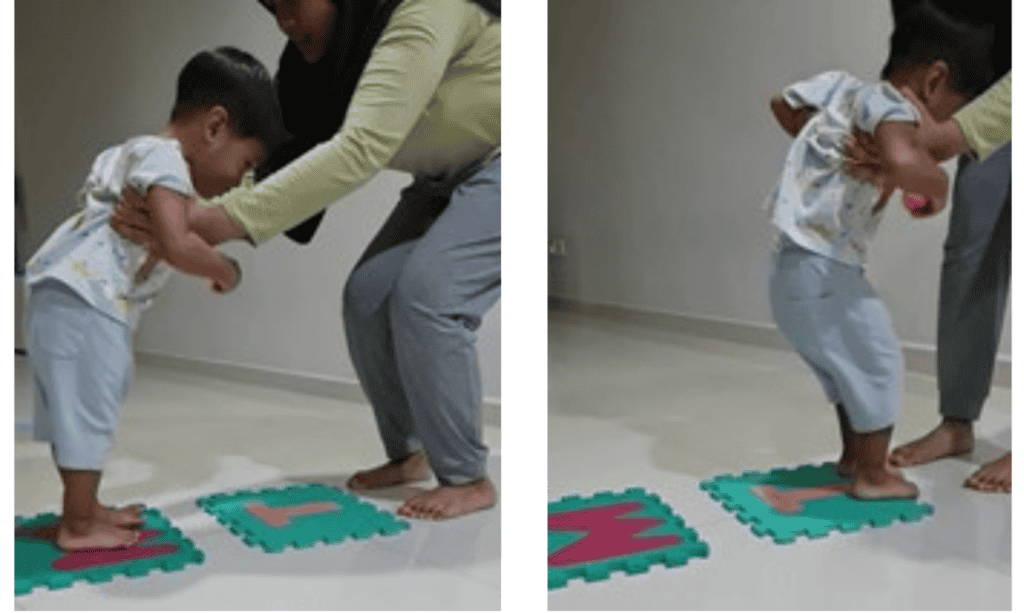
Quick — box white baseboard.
[134,352,501,426]
[550,297,1010,388]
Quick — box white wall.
[16,0,501,400]
[548,0,1010,359]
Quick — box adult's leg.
[891,145,1011,467]
[389,158,501,519]
[342,201,433,486]
[343,161,494,490]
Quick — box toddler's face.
[918,70,969,123]
[190,134,265,199]
[928,88,969,123]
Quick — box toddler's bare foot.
[889,420,973,467]
[851,468,919,500]
[397,478,496,520]
[964,452,1010,493]
[835,459,857,478]
[96,504,145,527]
[57,520,140,551]
[347,451,430,490]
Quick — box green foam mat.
[548,488,709,589]
[700,462,934,544]
[15,507,204,596]
[197,483,409,553]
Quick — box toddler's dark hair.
[171,46,287,150]
[881,0,996,98]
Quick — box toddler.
[25,46,284,550]
[766,3,994,500]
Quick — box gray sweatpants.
[937,144,1011,421]
[342,157,500,485]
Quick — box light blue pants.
[342,157,500,485]
[28,279,133,470]
[937,144,1011,421]
[769,236,903,432]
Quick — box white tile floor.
[548,310,1011,610]
[15,355,500,610]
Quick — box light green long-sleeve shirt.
[208,0,500,244]
[954,72,1010,162]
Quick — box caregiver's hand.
[114,186,251,247]
[844,128,888,186]
[111,187,156,246]
[844,85,953,185]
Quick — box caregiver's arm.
[948,72,1011,162]
[206,0,479,245]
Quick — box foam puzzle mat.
[700,462,934,544]
[196,483,409,553]
[15,507,204,596]
[548,488,709,590]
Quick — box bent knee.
[392,260,452,314]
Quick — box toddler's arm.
[873,120,948,216]
[770,95,812,137]
[145,185,239,291]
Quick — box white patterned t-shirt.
[766,70,920,265]
[26,135,193,330]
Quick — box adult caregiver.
[115,0,501,520]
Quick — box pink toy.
[903,192,931,214]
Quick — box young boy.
[25,46,284,550]
[765,3,994,500]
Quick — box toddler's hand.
[210,256,241,294]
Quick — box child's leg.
[834,404,857,476]
[769,239,853,473]
[850,427,918,499]
[28,280,141,548]
[57,467,138,550]
[774,250,917,499]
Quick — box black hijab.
[256,0,500,244]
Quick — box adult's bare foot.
[397,478,496,520]
[57,520,140,551]
[964,452,1010,493]
[889,419,973,467]
[850,467,919,500]
[347,451,430,490]
[97,504,145,527]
